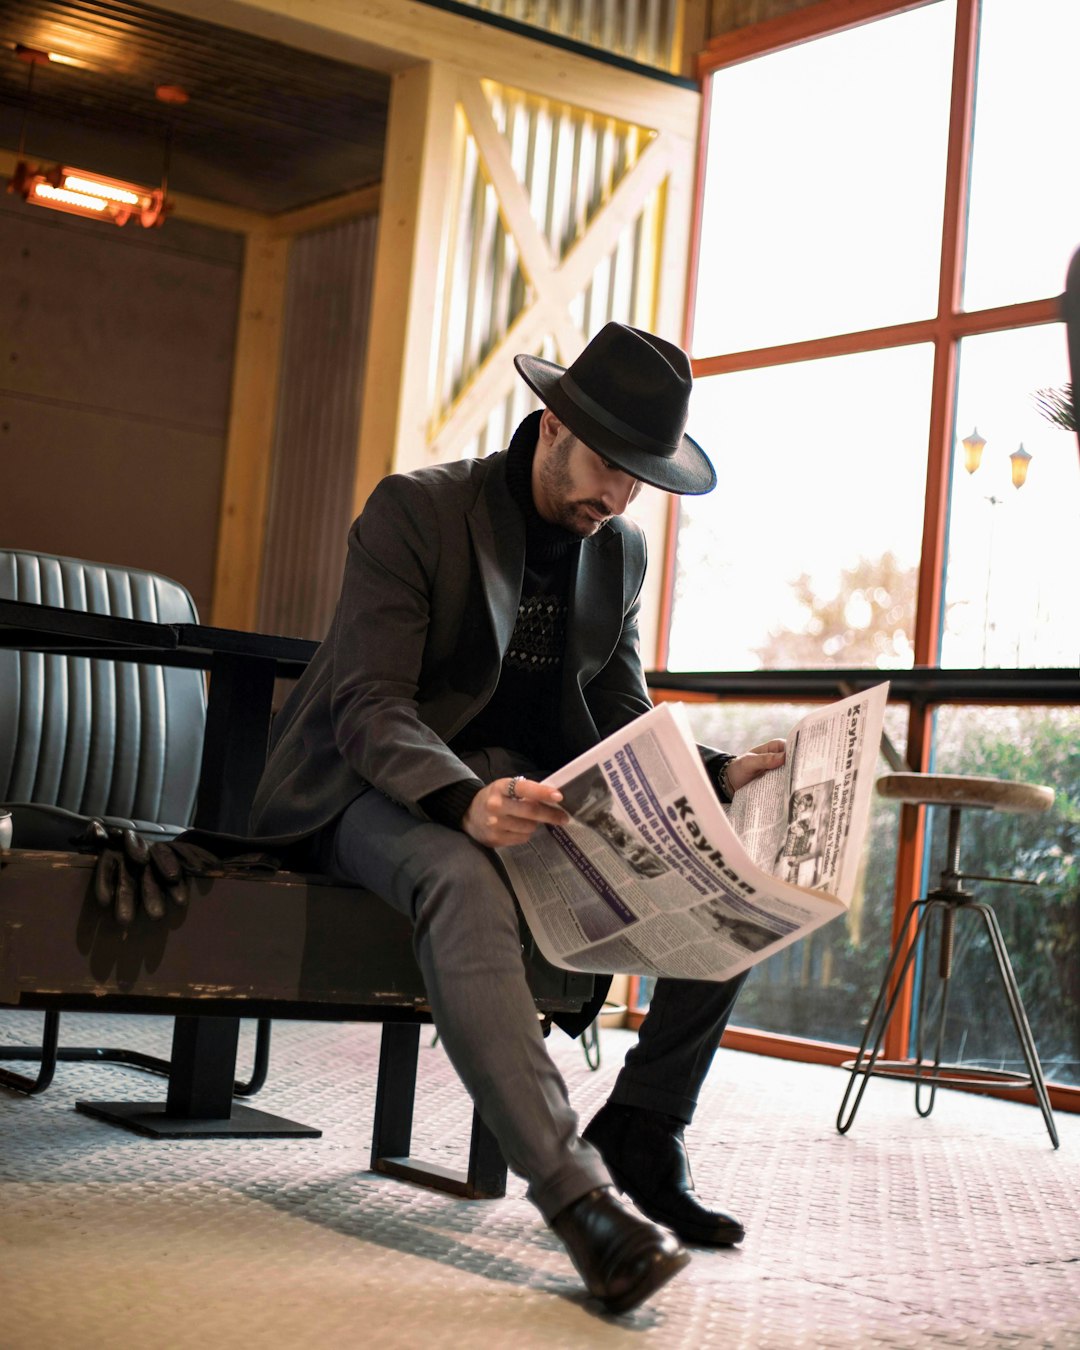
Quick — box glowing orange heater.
[6,44,177,229]
[9,160,169,228]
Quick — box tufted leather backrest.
[0,549,206,828]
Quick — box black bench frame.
[0,850,594,1199]
[0,600,594,1199]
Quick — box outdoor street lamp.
[961,427,987,474]
[959,427,1032,665]
[961,427,1032,488]
[1009,442,1032,489]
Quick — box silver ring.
[507,775,525,800]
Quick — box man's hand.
[462,776,570,849]
[726,740,787,795]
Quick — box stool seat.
[876,772,1054,815]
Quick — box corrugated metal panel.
[459,0,681,71]
[435,82,663,460]
[257,214,377,640]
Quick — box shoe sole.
[600,1246,692,1315]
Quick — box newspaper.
[498,683,889,982]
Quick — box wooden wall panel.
[209,229,289,629]
[0,197,240,431]
[257,214,378,641]
[0,400,226,617]
[0,192,243,621]
[355,62,460,499]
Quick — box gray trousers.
[329,752,747,1222]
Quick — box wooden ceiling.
[0,0,391,215]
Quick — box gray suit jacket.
[250,447,652,839]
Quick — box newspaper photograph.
[498,683,889,982]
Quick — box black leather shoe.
[583,1102,745,1247]
[550,1186,690,1314]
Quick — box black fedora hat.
[514,323,716,495]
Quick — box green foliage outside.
[928,706,1079,1083]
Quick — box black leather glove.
[76,820,223,926]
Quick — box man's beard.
[556,501,608,537]
[537,435,609,537]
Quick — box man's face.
[533,413,644,538]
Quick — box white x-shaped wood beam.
[430,77,678,459]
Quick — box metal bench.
[0,848,594,1198]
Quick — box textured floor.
[0,1012,1077,1349]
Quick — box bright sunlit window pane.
[668,345,932,671]
[963,0,1080,312]
[692,2,953,355]
[941,325,1080,669]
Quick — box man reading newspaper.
[250,324,785,1313]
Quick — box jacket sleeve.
[327,474,484,816]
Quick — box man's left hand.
[726,740,786,794]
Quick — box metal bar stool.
[837,772,1058,1148]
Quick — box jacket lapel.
[466,453,525,661]
[563,524,625,703]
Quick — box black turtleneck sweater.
[421,411,581,827]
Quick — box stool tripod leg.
[977,903,1059,1148]
[915,902,955,1120]
[837,900,930,1135]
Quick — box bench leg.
[0,1009,62,1093]
[465,1107,508,1199]
[76,1016,321,1138]
[0,1014,273,1098]
[371,1022,507,1199]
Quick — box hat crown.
[561,324,691,451]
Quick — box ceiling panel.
[0,0,390,214]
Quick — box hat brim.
[515,354,717,496]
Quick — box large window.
[654,0,1080,1098]
[671,0,1079,677]
[673,345,932,672]
[691,2,954,354]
